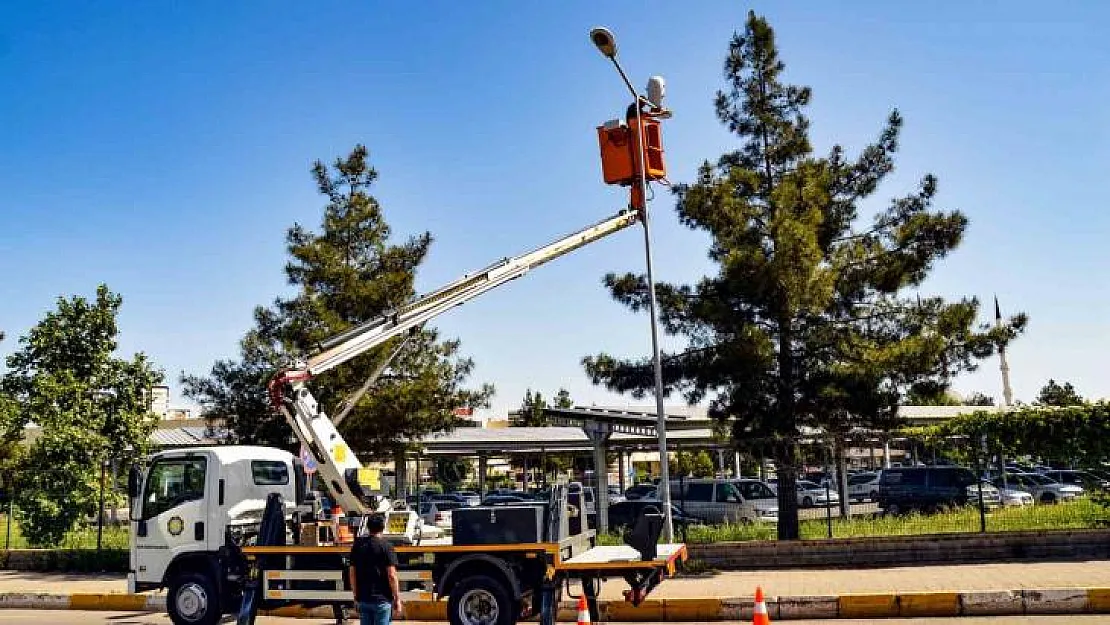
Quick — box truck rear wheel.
[167,571,220,625]
[448,575,514,625]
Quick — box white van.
[656,478,778,524]
[847,472,881,502]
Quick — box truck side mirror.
[128,466,141,500]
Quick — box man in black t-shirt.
[350,514,402,625]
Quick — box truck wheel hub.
[176,583,208,620]
[460,588,499,625]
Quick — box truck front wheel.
[167,572,220,625]
[448,575,514,625]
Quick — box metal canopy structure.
[406,407,725,535]
[542,406,688,436]
[389,403,998,533]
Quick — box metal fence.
[5,440,1107,554]
[1,459,130,552]
[662,434,1110,543]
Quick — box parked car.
[847,472,881,503]
[803,471,832,487]
[989,480,1034,506]
[624,484,658,500]
[1041,470,1110,492]
[447,491,482,506]
[971,480,1003,508]
[429,493,468,506]
[417,501,458,530]
[658,478,778,524]
[993,473,1083,504]
[878,466,983,514]
[730,479,779,515]
[488,489,535,500]
[607,500,705,531]
[793,480,839,508]
[480,495,529,506]
[1084,468,1110,484]
[607,485,627,504]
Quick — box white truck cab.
[128,446,305,622]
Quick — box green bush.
[599,499,1108,545]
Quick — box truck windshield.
[142,457,206,519]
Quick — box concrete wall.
[690,529,1110,570]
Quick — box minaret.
[995,295,1014,406]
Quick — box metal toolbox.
[452,504,546,545]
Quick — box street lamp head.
[589,27,617,58]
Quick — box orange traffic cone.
[753,586,770,624]
[576,594,591,625]
[334,506,353,544]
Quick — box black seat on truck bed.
[623,505,663,561]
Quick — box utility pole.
[590,26,676,542]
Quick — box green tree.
[582,12,1025,539]
[904,387,993,406]
[905,385,962,406]
[181,330,288,446]
[1036,379,1085,407]
[511,387,573,427]
[673,450,715,478]
[554,388,573,409]
[513,389,548,427]
[963,392,995,407]
[0,286,161,545]
[184,146,492,456]
[510,388,575,480]
[433,457,470,492]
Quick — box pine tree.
[553,388,573,409]
[184,145,493,455]
[582,12,1026,539]
[513,389,547,427]
[511,388,575,478]
[1036,379,1084,406]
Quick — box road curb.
[3,588,1110,619]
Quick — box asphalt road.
[5,613,1110,624]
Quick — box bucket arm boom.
[269,208,641,515]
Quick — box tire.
[448,575,514,625]
[1041,492,1057,504]
[801,496,813,508]
[167,572,220,625]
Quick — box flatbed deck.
[243,540,688,568]
[559,543,685,571]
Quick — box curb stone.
[2,587,1110,619]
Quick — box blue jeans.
[359,601,392,625]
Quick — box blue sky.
[2,2,1108,419]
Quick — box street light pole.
[590,27,675,542]
[97,459,107,554]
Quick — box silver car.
[659,478,778,524]
[793,480,840,508]
[995,473,1083,504]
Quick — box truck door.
[133,455,211,583]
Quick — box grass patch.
[600,499,1109,545]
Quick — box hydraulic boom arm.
[269,208,640,515]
